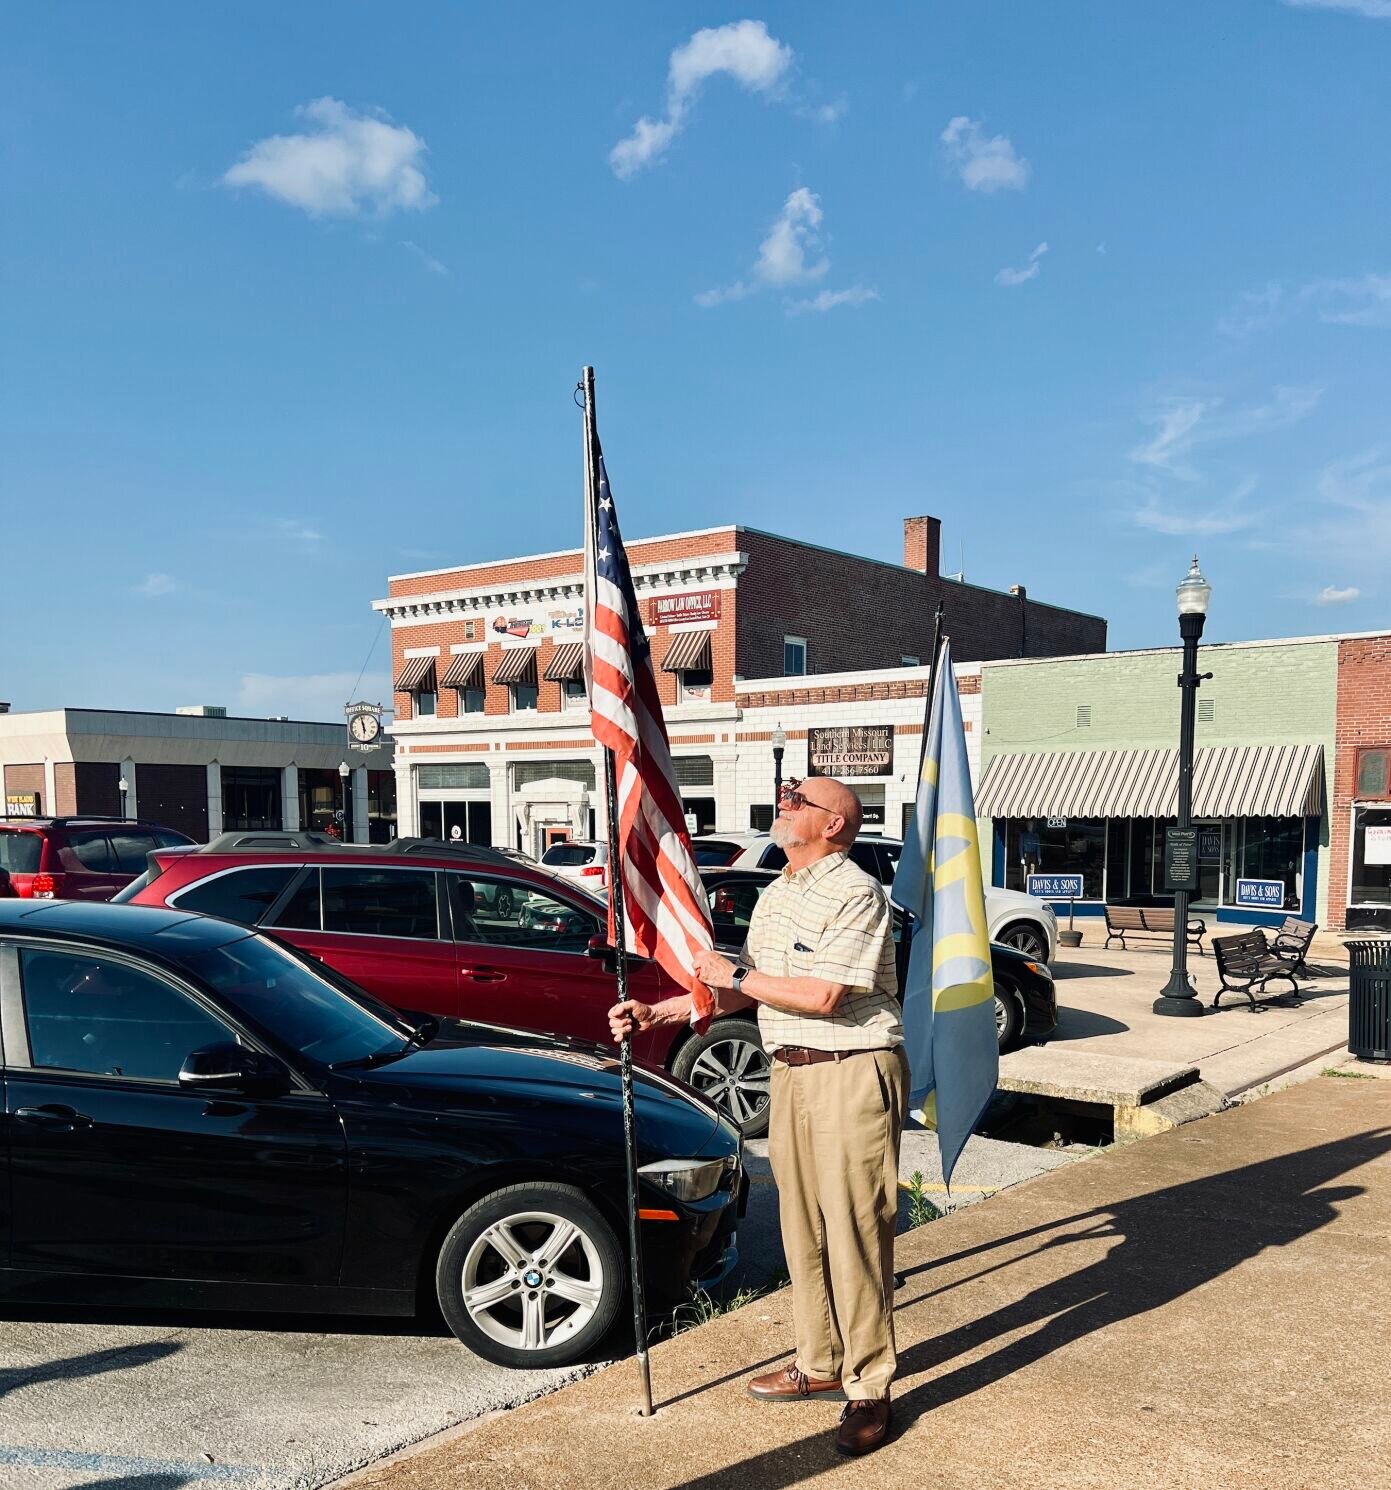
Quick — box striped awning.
[440,651,484,690]
[975,744,1324,821]
[543,641,585,682]
[661,630,712,673]
[492,647,539,687]
[394,655,436,692]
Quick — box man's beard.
[770,817,806,850]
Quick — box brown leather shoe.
[835,1398,893,1455]
[747,1362,843,1402]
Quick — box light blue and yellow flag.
[890,640,998,1188]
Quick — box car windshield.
[181,934,406,1069]
[0,831,42,874]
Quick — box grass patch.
[902,1170,942,1229]
[661,1272,791,1340]
[1322,1066,1376,1079]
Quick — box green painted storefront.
[976,638,1335,927]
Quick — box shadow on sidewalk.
[668,1124,1391,1488]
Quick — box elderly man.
[608,774,907,1457]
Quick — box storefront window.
[299,767,350,836]
[223,766,283,832]
[1350,806,1391,908]
[1003,818,1106,898]
[1239,816,1304,905]
[367,771,397,843]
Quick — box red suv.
[0,817,195,901]
[127,832,774,1135]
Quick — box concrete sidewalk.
[1044,941,1350,1098]
[345,1078,1391,1490]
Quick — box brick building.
[374,514,1104,852]
[1330,636,1391,931]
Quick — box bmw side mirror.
[179,1043,290,1098]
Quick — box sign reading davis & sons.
[807,725,894,779]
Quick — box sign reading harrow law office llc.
[1026,873,1084,900]
[652,590,722,626]
[807,725,894,778]
[1235,878,1287,910]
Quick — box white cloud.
[277,518,322,549]
[1128,386,1322,480]
[799,95,848,124]
[940,116,1029,193]
[1316,584,1362,604]
[1284,0,1391,17]
[236,671,392,722]
[402,240,449,277]
[786,285,880,315]
[755,187,827,286]
[222,98,435,218]
[1310,273,1391,327]
[996,240,1049,287]
[135,573,178,598]
[1132,478,1260,537]
[610,20,794,177]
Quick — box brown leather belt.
[771,1046,869,1067]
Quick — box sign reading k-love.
[1026,873,1084,900]
[1235,878,1287,910]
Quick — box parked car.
[692,866,1057,1125]
[688,832,769,867]
[539,839,609,888]
[0,817,195,902]
[722,832,1057,962]
[0,898,742,1368]
[125,833,780,1135]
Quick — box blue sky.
[3,2,1388,719]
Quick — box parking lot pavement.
[0,1305,596,1490]
[2,1120,1081,1490]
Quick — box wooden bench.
[1103,904,1207,955]
[1269,917,1318,976]
[1212,930,1303,1010]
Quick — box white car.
[538,838,609,888]
[709,831,1056,962]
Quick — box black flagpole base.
[1153,970,1205,1017]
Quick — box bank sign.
[807,725,893,778]
[1235,878,1287,910]
[1027,873,1084,900]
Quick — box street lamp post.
[338,761,351,844]
[118,775,129,819]
[1155,556,1213,1017]
[771,724,787,811]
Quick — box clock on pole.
[345,701,384,750]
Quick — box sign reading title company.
[652,590,722,626]
[1235,878,1288,910]
[807,725,894,778]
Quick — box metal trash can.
[1347,939,1391,1063]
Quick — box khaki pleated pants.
[766,1045,910,1401]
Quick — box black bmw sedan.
[0,900,742,1369]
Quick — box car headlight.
[639,1155,735,1203]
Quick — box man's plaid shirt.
[743,851,903,1053]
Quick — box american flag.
[583,439,715,1028]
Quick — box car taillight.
[30,872,61,898]
[580,865,606,879]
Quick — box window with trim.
[783,636,807,676]
[901,656,920,667]
[511,682,539,712]
[561,678,587,710]
[679,664,713,701]
[21,947,229,1081]
[415,687,437,717]
[460,686,486,714]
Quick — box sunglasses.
[778,778,839,815]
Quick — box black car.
[685,868,1058,1133]
[0,900,742,1369]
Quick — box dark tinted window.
[757,843,788,871]
[692,840,741,866]
[848,842,888,882]
[267,869,322,930]
[21,948,228,1081]
[452,875,597,951]
[68,832,119,873]
[108,832,158,873]
[541,844,596,867]
[176,866,299,925]
[709,881,765,945]
[152,829,193,849]
[0,831,42,874]
[322,868,439,939]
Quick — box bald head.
[799,776,863,848]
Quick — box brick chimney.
[904,516,941,576]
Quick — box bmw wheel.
[997,921,1048,961]
[671,1019,772,1138]
[436,1183,622,1368]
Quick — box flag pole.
[916,600,947,782]
[582,364,654,1418]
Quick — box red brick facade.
[385,516,1103,723]
[1329,636,1391,928]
